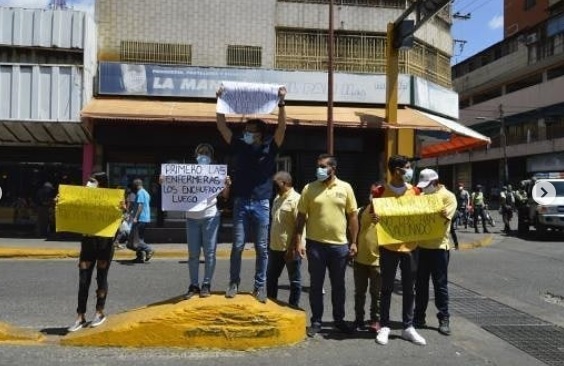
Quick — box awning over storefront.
[81,98,489,155]
[0,121,91,146]
[81,98,456,130]
[418,111,491,158]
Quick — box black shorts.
[79,236,114,262]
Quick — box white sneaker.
[402,326,426,346]
[376,326,390,345]
[67,319,86,332]
[90,313,106,328]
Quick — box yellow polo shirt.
[418,185,457,250]
[374,183,419,252]
[269,188,303,252]
[297,178,358,245]
[356,206,380,266]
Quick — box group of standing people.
[65,86,458,348]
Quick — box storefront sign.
[161,164,227,212]
[98,62,411,104]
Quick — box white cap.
[417,168,439,188]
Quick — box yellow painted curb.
[458,235,494,251]
[0,322,44,344]
[61,294,306,350]
[0,247,255,260]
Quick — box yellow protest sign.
[373,195,446,246]
[56,185,124,238]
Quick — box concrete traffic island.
[0,322,44,343]
[61,294,307,350]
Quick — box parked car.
[518,173,564,234]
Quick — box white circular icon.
[532,181,556,205]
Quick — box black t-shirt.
[230,136,279,200]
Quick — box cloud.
[488,15,504,30]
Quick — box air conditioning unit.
[526,34,538,44]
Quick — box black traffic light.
[394,20,415,49]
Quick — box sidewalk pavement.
[0,228,496,259]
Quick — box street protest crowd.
[54,84,484,347]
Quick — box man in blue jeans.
[216,86,287,303]
[131,178,155,263]
[291,154,359,337]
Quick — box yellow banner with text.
[56,185,124,238]
[373,195,446,245]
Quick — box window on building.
[472,88,502,104]
[506,73,543,94]
[524,0,536,10]
[120,41,192,65]
[548,64,564,80]
[0,46,83,64]
[226,45,262,67]
[275,29,451,88]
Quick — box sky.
[451,0,504,64]
[0,0,503,65]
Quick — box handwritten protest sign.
[373,195,446,245]
[161,164,227,212]
[216,81,283,115]
[56,185,124,238]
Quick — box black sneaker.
[438,319,451,336]
[132,254,145,264]
[145,249,155,262]
[413,318,427,328]
[353,319,366,331]
[200,284,211,298]
[183,285,200,300]
[254,286,267,303]
[333,320,354,334]
[307,322,322,337]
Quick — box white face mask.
[316,167,330,182]
[196,155,211,165]
[86,181,98,188]
[402,168,414,183]
[423,185,437,194]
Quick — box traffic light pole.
[384,0,450,178]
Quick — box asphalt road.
[1,231,562,366]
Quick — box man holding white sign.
[216,83,287,303]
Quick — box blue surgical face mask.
[196,155,211,165]
[243,132,254,145]
[316,167,329,182]
[402,168,414,183]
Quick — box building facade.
[419,0,564,199]
[86,0,457,240]
[0,7,95,231]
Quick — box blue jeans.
[266,249,302,307]
[133,222,152,255]
[186,215,220,287]
[415,248,450,322]
[230,198,270,290]
[306,240,349,325]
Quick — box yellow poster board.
[56,185,124,238]
[373,195,446,245]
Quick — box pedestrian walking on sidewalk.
[471,184,490,234]
[129,178,155,263]
[67,171,119,332]
[414,169,457,337]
